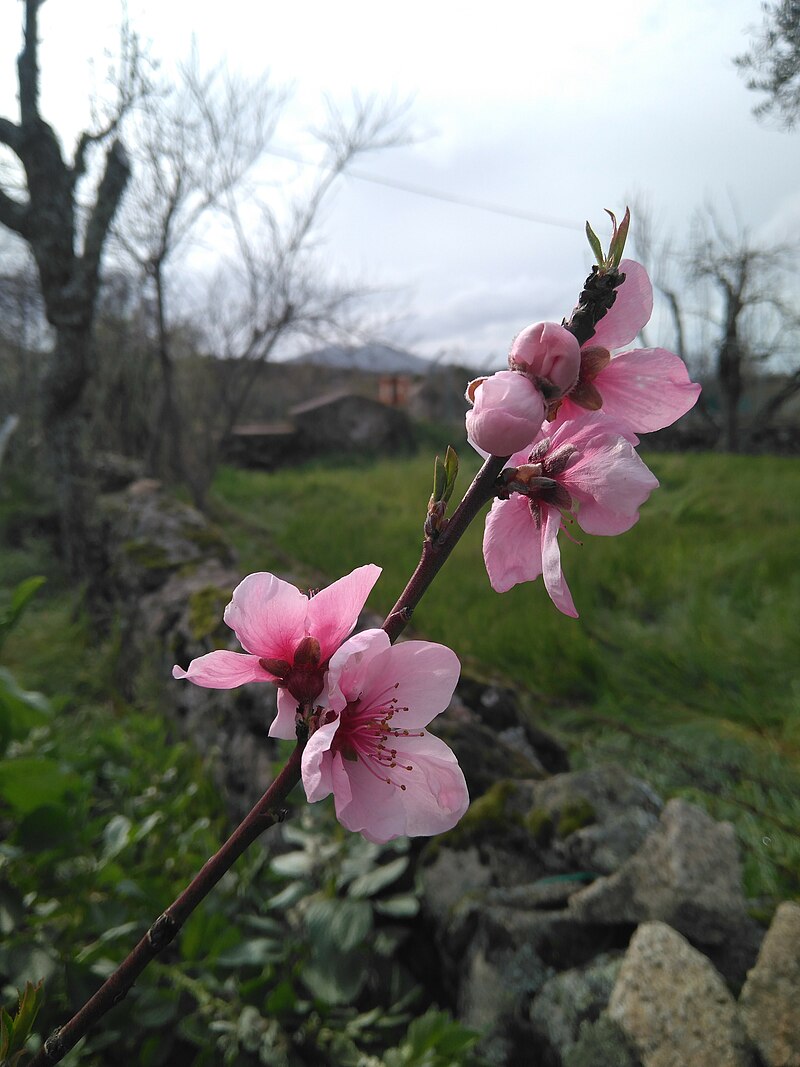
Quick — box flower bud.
[508,322,581,398]
[465,370,545,456]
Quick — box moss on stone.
[564,1015,641,1067]
[525,806,555,846]
[122,539,171,571]
[181,522,230,559]
[188,585,230,642]
[556,796,597,839]
[442,779,523,850]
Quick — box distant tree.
[735,0,800,128]
[0,246,49,473]
[86,267,157,462]
[113,54,283,484]
[689,209,800,450]
[632,200,800,451]
[137,92,410,508]
[0,0,138,575]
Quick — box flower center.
[500,439,578,515]
[331,688,424,790]
[260,635,326,704]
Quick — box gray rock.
[457,909,555,1065]
[608,921,754,1067]
[530,952,623,1058]
[531,765,662,875]
[569,798,750,947]
[420,845,492,928]
[739,900,800,1066]
[564,1015,642,1067]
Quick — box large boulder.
[739,901,800,1067]
[608,921,754,1067]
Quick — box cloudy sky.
[1,0,799,367]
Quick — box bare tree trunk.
[147,265,185,483]
[41,322,95,575]
[0,1,133,576]
[717,288,744,452]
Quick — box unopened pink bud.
[509,322,581,398]
[465,370,545,456]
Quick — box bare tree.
[153,93,411,508]
[0,1,138,575]
[114,54,284,483]
[735,0,800,129]
[0,243,48,410]
[689,208,799,450]
[631,199,800,451]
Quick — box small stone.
[608,921,754,1067]
[739,900,800,1067]
[530,952,623,1056]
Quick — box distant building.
[225,390,414,470]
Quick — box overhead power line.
[264,146,583,232]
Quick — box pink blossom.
[509,321,581,398]
[465,370,546,456]
[302,629,469,843]
[558,259,701,434]
[483,411,659,616]
[172,565,381,739]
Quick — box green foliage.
[383,1009,480,1067]
[0,980,44,1066]
[0,576,46,655]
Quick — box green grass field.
[211,448,800,902]
[2,447,798,905]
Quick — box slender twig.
[29,738,306,1066]
[382,454,508,643]
[383,264,624,645]
[27,257,626,1064]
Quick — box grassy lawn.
[212,448,800,902]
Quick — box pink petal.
[223,572,307,659]
[541,506,577,618]
[465,371,545,456]
[269,687,302,740]
[326,629,392,713]
[306,564,382,662]
[357,641,461,729]
[329,733,469,843]
[566,434,659,535]
[594,348,701,433]
[300,717,340,800]
[590,259,652,351]
[483,496,543,593]
[509,322,581,395]
[552,398,640,444]
[172,650,271,689]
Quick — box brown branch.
[29,254,625,1059]
[80,140,130,298]
[0,187,29,236]
[381,454,508,643]
[29,737,306,1066]
[18,0,44,126]
[0,116,22,154]
[382,266,623,643]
